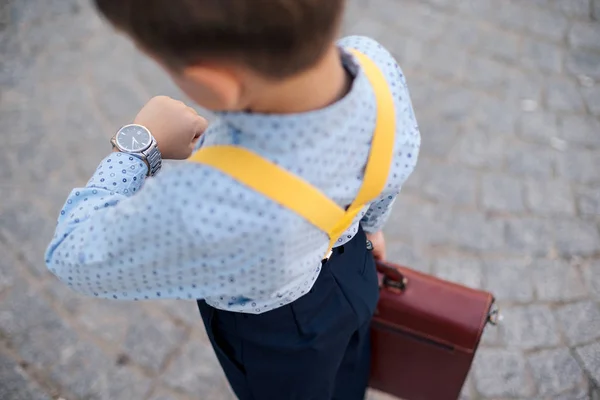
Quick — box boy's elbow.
[45,257,88,297]
[45,243,101,298]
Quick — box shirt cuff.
[87,152,148,196]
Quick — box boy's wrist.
[132,96,208,160]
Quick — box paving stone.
[506,143,555,179]
[385,240,432,274]
[482,174,525,213]
[450,130,504,169]
[553,219,600,256]
[486,1,568,42]
[481,322,504,347]
[484,259,534,302]
[429,85,479,124]
[502,305,561,349]
[471,95,518,134]
[0,187,58,278]
[522,5,570,42]
[504,69,545,104]
[418,118,460,158]
[518,111,560,143]
[418,43,467,80]
[559,115,600,148]
[345,17,387,42]
[162,337,226,397]
[0,281,77,368]
[594,0,600,20]
[384,35,422,70]
[546,78,587,113]
[384,197,454,247]
[0,348,51,400]
[88,66,147,127]
[376,1,447,43]
[341,0,366,26]
[42,279,88,315]
[582,261,600,300]
[0,281,151,399]
[525,180,576,215]
[505,217,555,256]
[417,164,478,206]
[99,366,153,400]
[0,241,17,293]
[472,349,535,397]
[124,311,188,372]
[557,149,600,185]
[449,212,505,252]
[528,348,586,395]
[209,381,238,400]
[548,0,592,17]
[14,4,95,56]
[77,300,143,345]
[553,385,591,400]
[569,22,600,52]
[531,259,587,302]
[147,390,181,400]
[402,75,437,114]
[464,55,513,92]
[432,257,483,289]
[458,372,476,400]
[576,342,600,386]
[567,49,600,80]
[556,302,600,346]
[440,18,481,49]
[474,26,520,62]
[455,0,497,18]
[50,342,152,400]
[159,299,205,328]
[521,37,564,74]
[583,86,600,116]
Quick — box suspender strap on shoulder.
[188,50,396,254]
[326,50,396,246]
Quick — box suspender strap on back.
[188,50,396,256]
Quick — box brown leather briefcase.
[369,260,498,400]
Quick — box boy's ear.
[181,65,242,110]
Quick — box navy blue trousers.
[197,226,379,400]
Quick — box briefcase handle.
[375,260,502,326]
[375,261,408,293]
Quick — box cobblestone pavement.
[1,0,600,399]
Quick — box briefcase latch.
[487,304,503,326]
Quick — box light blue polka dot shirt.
[45,36,421,314]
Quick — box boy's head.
[95,0,346,111]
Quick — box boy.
[46,1,420,399]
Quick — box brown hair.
[94,0,345,79]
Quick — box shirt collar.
[214,47,368,137]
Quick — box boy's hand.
[366,231,386,261]
[134,96,208,160]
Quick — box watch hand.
[132,137,139,148]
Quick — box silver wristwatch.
[110,124,162,176]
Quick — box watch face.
[116,124,151,152]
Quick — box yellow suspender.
[188,50,396,256]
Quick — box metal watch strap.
[141,139,162,176]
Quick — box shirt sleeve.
[44,152,290,301]
[361,192,399,234]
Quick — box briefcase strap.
[188,50,396,257]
